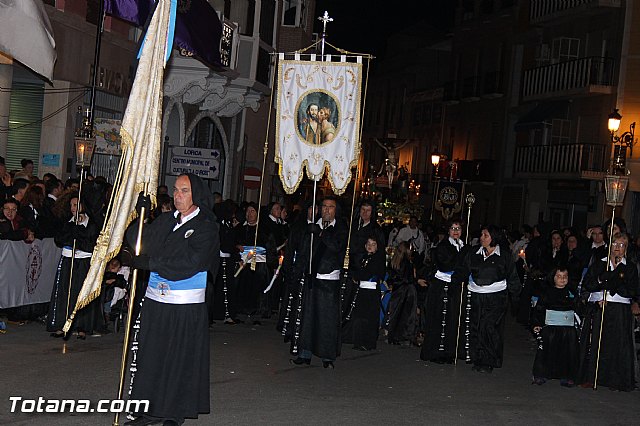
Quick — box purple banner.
[104,0,222,67]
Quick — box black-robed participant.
[277,201,317,347]
[420,219,466,363]
[342,236,386,350]
[125,174,219,426]
[343,200,385,319]
[452,225,521,373]
[577,233,638,391]
[531,268,579,387]
[291,196,348,369]
[263,202,288,315]
[235,202,275,324]
[211,199,242,324]
[47,194,101,338]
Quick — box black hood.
[184,173,215,221]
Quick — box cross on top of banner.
[318,11,333,33]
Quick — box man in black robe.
[291,196,348,369]
[125,173,219,426]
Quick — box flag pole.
[112,183,149,426]
[593,208,616,390]
[308,11,334,275]
[89,0,106,128]
[455,193,475,364]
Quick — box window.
[282,0,307,28]
[551,38,580,62]
[550,119,571,145]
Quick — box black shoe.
[50,332,63,338]
[477,365,493,374]
[163,420,181,426]
[253,320,262,326]
[431,357,446,364]
[124,417,160,426]
[289,357,311,366]
[353,345,369,351]
[323,361,334,369]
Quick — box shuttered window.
[6,82,45,175]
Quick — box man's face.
[308,105,318,120]
[591,227,604,244]
[173,175,194,215]
[271,203,281,219]
[360,205,372,223]
[409,218,418,229]
[24,163,34,175]
[321,199,336,222]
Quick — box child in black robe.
[342,237,386,350]
[531,267,579,387]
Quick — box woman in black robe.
[384,241,418,345]
[342,236,386,350]
[46,193,100,338]
[577,232,638,391]
[420,220,465,363]
[235,202,274,324]
[531,267,579,386]
[452,225,521,373]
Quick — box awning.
[514,101,570,132]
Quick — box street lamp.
[431,152,441,168]
[74,108,95,168]
[608,108,636,161]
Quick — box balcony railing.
[522,57,614,100]
[530,0,621,23]
[514,143,606,176]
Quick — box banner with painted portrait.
[275,56,363,195]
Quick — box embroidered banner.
[275,58,363,194]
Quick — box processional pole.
[454,193,475,365]
[308,11,334,274]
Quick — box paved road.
[1,316,638,425]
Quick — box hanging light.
[431,152,441,167]
[608,109,622,133]
[74,108,95,167]
[604,174,629,207]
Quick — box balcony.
[530,0,621,23]
[522,57,615,101]
[461,75,480,101]
[482,71,504,98]
[514,143,606,178]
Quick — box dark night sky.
[313,1,456,58]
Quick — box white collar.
[476,245,501,258]
[592,241,605,249]
[449,236,464,251]
[316,217,336,228]
[174,207,200,225]
[69,213,89,227]
[601,256,626,266]
[48,194,57,201]
[269,214,279,223]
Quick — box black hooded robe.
[127,174,219,421]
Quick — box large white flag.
[275,57,363,195]
[63,0,171,332]
[0,0,56,81]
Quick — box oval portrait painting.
[295,90,340,146]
